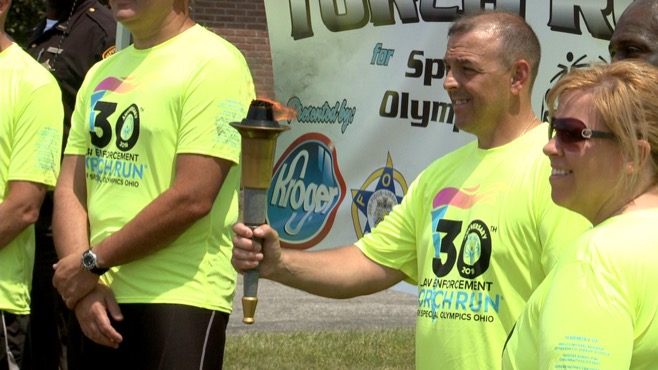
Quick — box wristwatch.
[81,249,109,276]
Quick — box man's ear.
[510,60,531,95]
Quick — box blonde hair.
[546,60,658,191]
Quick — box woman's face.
[543,90,624,224]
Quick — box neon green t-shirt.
[501,266,553,370]
[66,25,255,313]
[0,43,63,314]
[356,123,591,369]
[503,209,658,370]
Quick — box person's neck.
[0,31,11,52]
[129,16,195,50]
[592,184,658,226]
[476,109,538,149]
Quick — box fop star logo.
[351,153,408,239]
[267,133,345,249]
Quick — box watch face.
[82,251,96,269]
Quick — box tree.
[6,0,42,46]
[6,0,110,46]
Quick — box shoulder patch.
[102,45,116,59]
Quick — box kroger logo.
[267,133,345,249]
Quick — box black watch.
[81,249,109,276]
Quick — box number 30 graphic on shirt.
[432,219,492,279]
[90,101,140,152]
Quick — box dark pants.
[68,303,229,370]
[23,233,70,370]
[0,311,29,370]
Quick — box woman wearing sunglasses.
[502,60,658,369]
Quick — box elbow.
[187,198,214,219]
[21,207,41,228]
[172,186,217,220]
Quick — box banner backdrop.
[262,0,631,251]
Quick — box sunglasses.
[549,118,615,144]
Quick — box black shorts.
[0,311,29,370]
[67,304,229,370]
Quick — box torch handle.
[241,188,267,324]
[241,236,261,325]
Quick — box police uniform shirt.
[25,0,115,237]
[26,0,116,136]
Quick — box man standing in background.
[608,0,658,66]
[23,1,115,369]
[52,0,255,368]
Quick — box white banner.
[263,0,630,250]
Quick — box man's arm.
[92,153,232,266]
[53,155,91,257]
[53,156,123,347]
[54,153,232,307]
[52,155,97,306]
[232,223,406,299]
[0,180,47,249]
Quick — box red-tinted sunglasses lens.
[549,118,587,143]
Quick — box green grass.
[224,328,415,369]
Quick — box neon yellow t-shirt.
[356,123,591,369]
[0,43,63,314]
[501,267,553,369]
[503,209,658,370]
[66,25,255,313]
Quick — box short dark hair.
[448,11,541,88]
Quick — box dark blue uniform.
[27,0,116,141]
[23,2,115,369]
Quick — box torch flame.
[258,97,298,122]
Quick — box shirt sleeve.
[176,53,255,163]
[356,174,422,284]
[65,62,100,156]
[9,77,63,187]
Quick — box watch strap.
[90,265,109,276]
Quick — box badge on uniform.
[46,47,63,54]
[102,46,116,60]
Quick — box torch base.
[242,296,258,325]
